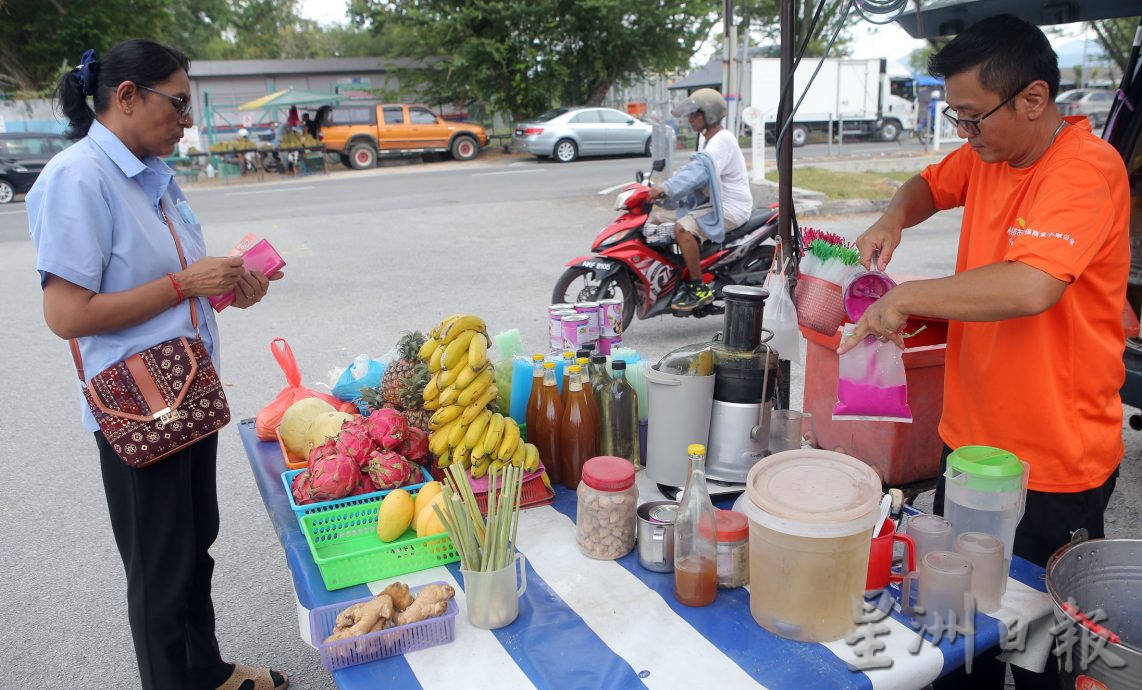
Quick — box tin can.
[561,314,590,352]
[597,334,622,355]
[549,309,576,352]
[574,302,601,342]
[597,298,624,337]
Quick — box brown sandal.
[215,663,289,690]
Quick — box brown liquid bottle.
[559,365,599,490]
[524,353,545,441]
[560,350,575,406]
[575,356,600,429]
[533,361,564,483]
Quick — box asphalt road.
[1,149,1137,690]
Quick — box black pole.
[778,0,795,271]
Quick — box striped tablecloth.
[239,420,1055,690]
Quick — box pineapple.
[367,331,432,429]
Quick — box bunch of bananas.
[421,314,540,476]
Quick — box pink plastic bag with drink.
[208,234,286,312]
[833,269,912,423]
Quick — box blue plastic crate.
[282,463,432,519]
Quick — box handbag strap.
[69,199,198,381]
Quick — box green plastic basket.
[301,495,459,591]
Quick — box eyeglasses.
[941,82,1030,136]
[136,84,193,120]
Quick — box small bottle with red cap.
[575,456,638,560]
[714,510,750,589]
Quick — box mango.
[413,481,442,517]
[375,489,415,542]
[416,493,447,537]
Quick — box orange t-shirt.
[921,117,1129,493]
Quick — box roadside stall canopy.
[237,88,345,111]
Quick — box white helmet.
[671,88,727,124]
[237,128,249,138]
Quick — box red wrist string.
[167,273,185,305]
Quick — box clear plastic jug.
[943,446,1028,583]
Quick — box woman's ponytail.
[57,51,98,140]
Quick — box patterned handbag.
[70,201,231,468]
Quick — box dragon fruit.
[366,408,408,451]
[399,426,430,463]
[366,450,414,490]
[309,451,361,501]
[349,472,377,496]
[335,424,375,468]
[291,470,317,505]
[308,439,339,471]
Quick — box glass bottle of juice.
[524,353,545,441]
[599,360,641,467]
[560,350,575,404]
[674,444,718,607]
[559,365,599,489]
[534,361,564,483]
[589,354,610,404]
[576,356,599,427]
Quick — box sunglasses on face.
[136,84,193,120]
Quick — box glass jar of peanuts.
[576,456,638,560]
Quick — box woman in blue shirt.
[28,40,287,690]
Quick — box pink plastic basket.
[309,581,459,672]
[795,273,846,335]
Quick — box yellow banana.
[468,332,489,369]
[443,330,478,369]
[422,397,440,412]
[457,368,495,407]
[439,386,461,407]
[496,419,521,461]
[429,404,462,430]
[461,386,499,425]
[441,315,486,345]
[428,346,444,373]
[482,413,505,456]
[463,409,493,450]
[430,314,464,340]
[429,428,451,456]
[471,438,488,461]
[510,439,526,468]
[436,448,452,468]
[490,459,506,473]
[418,337,441,362]
[454,362,487,390]
[540,470,553,493]
[438,354,469,388]
[470,458,490,479]
[448,418,470,448]
[422,372,441,402]
[523,443,540,472]
[453,445,471,469]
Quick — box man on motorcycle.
[646,88,754,311]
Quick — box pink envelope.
[208,238,286,312]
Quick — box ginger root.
[394,583,455,626]
[378,581,415,611]
[324,594,393,643]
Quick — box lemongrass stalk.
[451,464,486,545]
[433,501,470,569]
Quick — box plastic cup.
[461,553,528,630]
[955,532,1006,613]
[906,513,953,565]
[768,410,816,453]
[903,550,973,629]
[865,518,916,591]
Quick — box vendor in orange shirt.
[840,14,1126,584]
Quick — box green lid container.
[946,446,1025,492]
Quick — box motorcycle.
[552,166,780,333]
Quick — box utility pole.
[723,0,737,136]
[778,0,795,270]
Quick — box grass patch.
[766,167,921,200]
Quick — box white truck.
[750,57,917,146]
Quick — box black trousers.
[932,445,1119,690]
[97,432,233,690]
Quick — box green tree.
[0,0,170,92]
[349,0,717,121]
[737,0,856,58]
[1090,17,1140,73]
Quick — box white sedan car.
[514,107,654,163]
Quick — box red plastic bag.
[255,338,358,440]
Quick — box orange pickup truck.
[319,103,488,169]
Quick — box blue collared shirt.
[28,120,219,432]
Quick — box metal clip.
[153,408,179,427]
